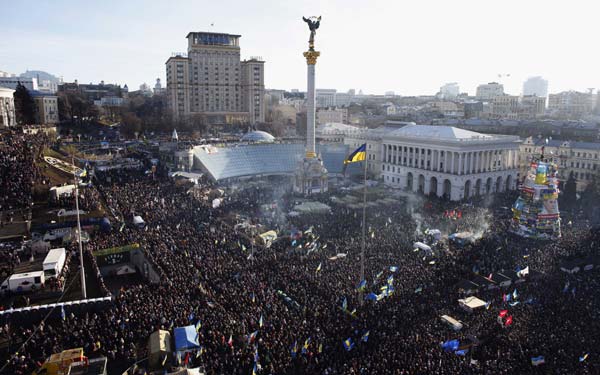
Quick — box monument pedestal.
[294,156,328,195]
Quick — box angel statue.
[302,16,321,50]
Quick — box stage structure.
[511,159,561,239]
[294,16,329,195]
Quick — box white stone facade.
[346,124,520,201]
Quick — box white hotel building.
[345,123,520,201]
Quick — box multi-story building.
[165,54,191,119]
[241,58,265,124]
[520,136,600,191]
[335,91,354,107]
[476,82,504,100]
[519,95,546,119]
[491,95,520,119]
[316,107,348,125]
[522,76,548,98]
[59,80,127,102]
[31,91,59,125]
[0,87,16,127]
[0,75,38,91]
[316,89,337,108]
[548,91,594,119]
[165,32,265,125]
[345,123,520,200]
[439,82,460,99]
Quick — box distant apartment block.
[0,75,38,91]
[30,91,59,125]
[522,76,548,98]
[548,91,594,119]
[317,107,348,125]
[475,82,504,100]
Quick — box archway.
[418,174,425,193]
[406,172,413,191]
[430,176,438,196]
[505,175,513,191]
[464,180,471,199]
[475,179,482,196]
[443,179,452,199]
[496,176,503,193]
[486,177,493,194]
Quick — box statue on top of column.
[302,16,321,51]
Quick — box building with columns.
[345,123,520,200]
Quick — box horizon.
[1,0,598,96]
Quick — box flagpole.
[359,151,368,306]
[72,155,87,299]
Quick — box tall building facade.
[316,89,337,108]
[31,91,59,125]
[165,32,265,125]
[522,76,548,97]
[440,82,459,98]
[476,82,504,100]
[548,91,593,119]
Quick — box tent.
[413,242,432,254]
[440,315,464,331]
[174,325,200,352]
[132,215,145,227]
[448,232,475,246]
[428,229,442,241]
[147,330,172,369]
[458,296,487,313]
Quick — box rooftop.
[240,130,275,143]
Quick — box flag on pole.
[254,346,259,362]
[248,330,259,345]
[61,305,66,321]
[389,266,398,273]
[316,262,322,273]
[579,353,589,362]
[195,319,202,332]
[227,334,233,347]
[290,341,298,358]
[512,289,518,300]
[356,279,367,291]
[343,338,355,351]
[341,297,347,311]
[361,330,370,343]
[344,144,367,164]
[302,337,311,354]
[252,362,258,375]
[504,315,513,326]
[259,315,263,328]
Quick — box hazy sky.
[1,0,598,96]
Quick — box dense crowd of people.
[0,145,599,374]
[0,131,47,213]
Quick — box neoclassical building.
[345,123,521,200]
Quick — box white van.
[0,271,45,295]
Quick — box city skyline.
[1,0,598,96]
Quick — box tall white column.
[306,63,316,158]
[450,152,455,174]
[458,153,463,175]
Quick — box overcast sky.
[1,0,598,96]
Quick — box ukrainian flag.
[344,143,367,164]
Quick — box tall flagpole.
[359,150,368,306]
[72,155,87,299]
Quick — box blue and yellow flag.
[343,338,355,351]
[344,144,367,164]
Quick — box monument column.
[304,53,319,158]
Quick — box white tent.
[458,296,487,313]
[413,242,432,254]
[133,215,145,226]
